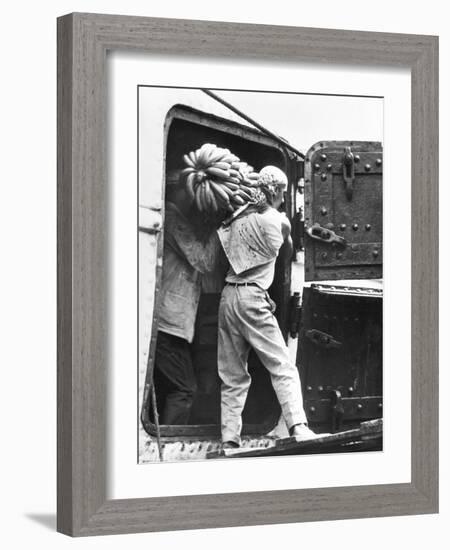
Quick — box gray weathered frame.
[57,12,438,537]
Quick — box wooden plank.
[208,419,382,459]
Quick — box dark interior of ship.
[146,109,295,437]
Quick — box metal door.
[297,284,383,434]
[303,141,383,282]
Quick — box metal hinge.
[343,146,355,201]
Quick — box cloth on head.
[257,165,288,197]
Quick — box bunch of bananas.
[232,161,260,185]
[180,143,260,214]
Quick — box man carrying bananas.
[153,169,222,425]
[216,165,317,449]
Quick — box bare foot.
[290,424,320,441]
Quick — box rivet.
[313,313,318,318]
[314,163,321,171]
[309,406,316,413]
[306,386,313,392]
[339,223,346,231]
[326,163,333,171]
[318,385,324,392]
[348,386,354,395]
[320,153,327,161]
[373,250,379,258]
[320,207,328,215]
[352,223,359,231]
[378,403,383,409]
[365,224,371,231]
[364,163,371,171]
[320,173,327,181]
[354,154,360,163]
[336,252,343,259]
[357,403,363,411]
[376,158,382,166]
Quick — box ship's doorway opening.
[144,108,297,437]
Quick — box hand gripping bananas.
[179,143,261,215]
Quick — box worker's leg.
[218,286,251,445]
[153,331,197,425]
[236,286,307,430]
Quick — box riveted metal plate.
[314,151,383,175]
[304,396,383,423]
[298,285,382,431]
[304,141,383,281]
[310,284,383,298]
[316,242,382,266]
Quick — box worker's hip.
[220,283,277,319]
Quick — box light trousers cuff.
[282,407,308,431]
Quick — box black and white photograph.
[138,86,383,463]
[1,0,444,544]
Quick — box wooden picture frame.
[57,12,438,536]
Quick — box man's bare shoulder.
[257,208,290,236]
[280,214,291,238]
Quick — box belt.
[225,282,259,287]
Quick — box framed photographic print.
[137,85,384,464]
[57,13,438,536]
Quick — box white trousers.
[218,284,307,444]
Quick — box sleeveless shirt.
[218,208,286,290]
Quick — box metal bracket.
[305,329,342,349]
[288,292,302,338]
[306,223,347,247]
[342,146,355,201]
[139,205,162,235]
[330,390,344,433]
